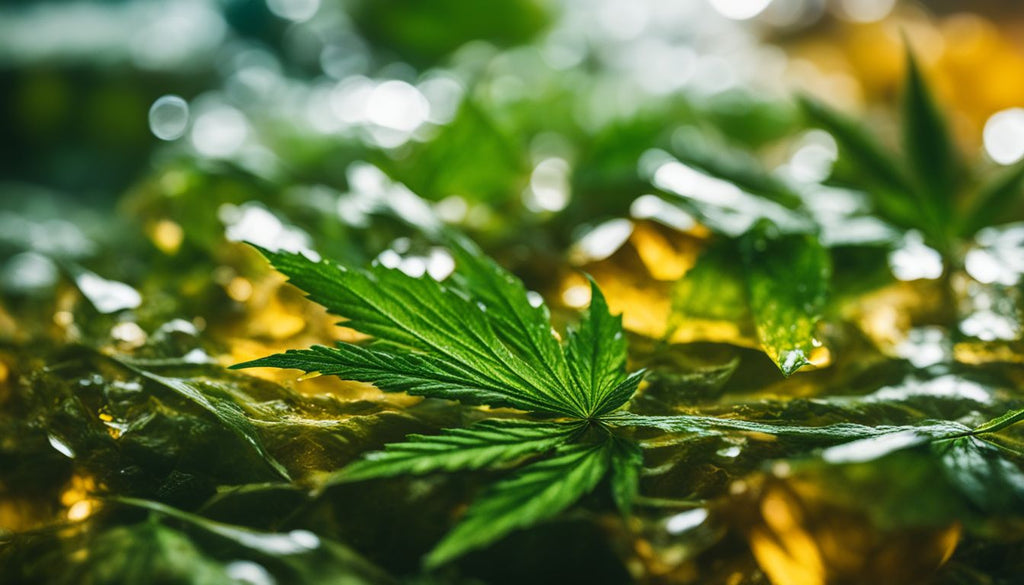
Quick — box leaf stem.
[972,408,1024,436]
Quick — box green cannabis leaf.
[424,441,613,567]
[231,232,1024,567]
[233,235,647,564]
[334,419,585,482]
[800,47,1024,250]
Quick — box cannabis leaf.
[800,47,1024,250]
[563,278,645,416]
[233,235,646,565]
[233,232,1024,567]
[334,419,584,482]
[424,441,612,567]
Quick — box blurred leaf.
[961,161,1024,236]
[350,0,548,66]
[797,94,920,230]
[425,441,611,568]
[700,90,800,148]
[52,521,232,585]
[118,498,394,585]
[742,226,831,376]
[604,411,968,444]
[631,340,741,403]
[672,133,803,209]
[784,422,1024,533]
[652,151,812,237]
[797,94,908,194]
[901,49,959,244]
[380,100,527,203]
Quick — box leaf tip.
[776,349,811,377]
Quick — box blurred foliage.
[3,0,1024,583]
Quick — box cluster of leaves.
[3,220,1024,580]
[799,51,1024,253]
[234,233,647,565]
[234,229,1024,567]
[656,49,1024,375]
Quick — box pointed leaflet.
[797,94,920,230]
[333,419,584,482]
[972,406,1024,435]
[425,441,611,567]
[234,343,576,417]
[235,247,585,417]
[564,279,636,415]
[608,436,643,515]
[960,161,1024,237]
[444,232,580,410]
[741,225,831,376]
[902,48,959,243]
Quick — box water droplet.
[148,95,189,141]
